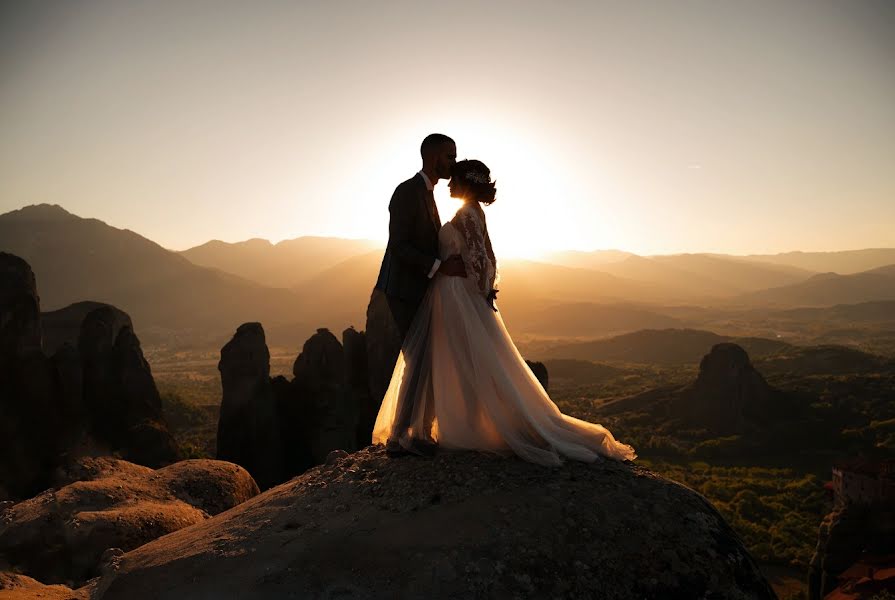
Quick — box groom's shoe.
[385,439,409,457]
[409,438,438,458]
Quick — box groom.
[373,133,466,456]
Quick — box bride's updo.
[450,159,497,206]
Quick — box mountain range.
[2,204,895,349]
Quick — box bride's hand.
[438,254,467,277]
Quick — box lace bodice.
[441,202,498,297]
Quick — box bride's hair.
[452,160,497,206]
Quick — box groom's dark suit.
[373,172,441,444]
[374,172,441,335]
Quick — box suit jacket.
[374,173,440,306]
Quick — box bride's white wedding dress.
[372,202,636,466]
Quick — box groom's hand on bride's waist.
[438,254,467,277]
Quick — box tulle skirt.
[371,267,636,466]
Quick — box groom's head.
[420,133,456,181]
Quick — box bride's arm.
[458,209,493,297]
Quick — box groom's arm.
[388,184,439,275]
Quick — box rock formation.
[0,456,258,588]
[808,502,895,600]
[344,326,375,447]
[674,343,772,434]
[0,571,91,599]
[0,253,180,500]
[364,289,402,420]
[78,305,180,467]
[292,328,353,462]
[217,324,369,490]
[0,252,42,358]
[94,446,775,599]
[0,253,82,499]
[525,359,549,391]
[217,322,284,489]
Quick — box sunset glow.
[1,1,893,257]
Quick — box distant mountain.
[0,204,307,344]
[288,252,685,338]
[742,248,895,275]
[537,328,792,364]
[739,265,895,307]
[542,249,636,269]
[180,236,382,288]
[545,251,815,298]
[645,253,814,293]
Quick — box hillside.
[0,204,307,344]
[738,265,895,307]
[537,328,792,364]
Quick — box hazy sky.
[1,0,893,257]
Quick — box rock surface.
[96,446,774,600]
[0,457,258,588]
[0,571,92,599]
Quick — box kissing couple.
[371,133,635,466]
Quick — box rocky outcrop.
[292,328,357,463]
[217,324,369,490]
[0,254,83,499]
[344,326,375,447]
[526,359,549,391]
[674,343,772,434]
[78,306,180,467]
[0,252,42,358]
[0,571,92,599]
[0,253,180,500]
[0,456,258,588]
[808,502,895,600]
[364,289,402,423]
[95,446,775,599]
[216,322,284,490]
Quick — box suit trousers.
[386,292,435,441]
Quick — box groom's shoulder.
[396,173,423,192]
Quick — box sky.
[1,0,893,258]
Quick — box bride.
[372,159,636,466]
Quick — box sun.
[429,121,589,261]
[345,108,614,260]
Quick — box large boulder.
[0,456,258,588]
[95,447,774,599]
[0,571,92,599]
[216,322,284,490]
